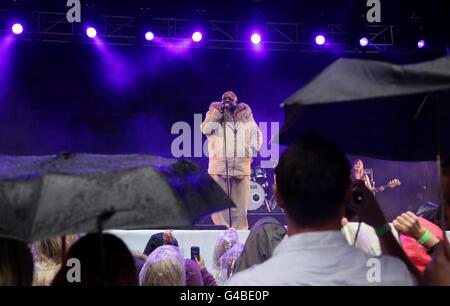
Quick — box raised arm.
[393,211,440,251]
[200,102,223,135]
[347,180,423,284]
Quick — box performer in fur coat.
[201,91,262,230]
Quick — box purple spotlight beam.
[315,35,326,46]
[12,23,23,35]
[251,33,261,45]
[192,31,202,42]
[86,27,97,38]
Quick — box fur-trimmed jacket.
[201,102,262,176]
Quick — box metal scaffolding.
[0,10,401,53]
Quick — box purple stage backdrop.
[0,39,441,221]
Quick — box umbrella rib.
[70,208,131,232]
[413,93,431,120]
[28,178,46,242]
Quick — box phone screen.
[191,246,200,261]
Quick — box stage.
[196,211,288,229]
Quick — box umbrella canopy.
[279,56,450,161]
[0,153,235,242]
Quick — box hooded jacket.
[200,102,262,176]
[235,217,287,273]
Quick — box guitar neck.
[374,182,400,192]
[374,187,385,192]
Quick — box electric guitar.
[374,179,401,192]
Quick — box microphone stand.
[222,106,233,228]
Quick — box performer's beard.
[223,109,233,122]
[227,105,236,113]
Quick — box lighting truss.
[0,10,402,53]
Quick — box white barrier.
[108,229,250,272]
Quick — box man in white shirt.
[341,219,382,256]
[226,133,417,286]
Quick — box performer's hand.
[247,146,257,157]
[210,102,223,111]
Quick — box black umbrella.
[278,56,450,231]
[279,56,450,161]
[0,153,235,242]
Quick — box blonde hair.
[33,262,60,286]
[139,245,185,286]
[32,235,78,265]
[353,159,364,178]
[32,235,78,286]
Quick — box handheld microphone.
[219,102,227,114]
[221,96,236,113]
[221,101,232,113]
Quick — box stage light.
[192,31,202,42]
[11,23,23,35]
[417,39,425,49]
[251,33,261,45]
[86,27,97,38]
[315,35,326,46]
[145,31,155,41]
[359,37,369,47]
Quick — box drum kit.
[248,165,280,212]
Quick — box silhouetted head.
[275,133,351,229]
[52,233,137,286]
[0,238,34,286]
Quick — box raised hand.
[392,211,425,240]
[393,211,440,249]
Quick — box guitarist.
[352,159,401,194]
[352,159,381,193]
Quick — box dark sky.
[5,0,448,22]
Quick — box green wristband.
[418,230,432,245]
[375,223,391,237]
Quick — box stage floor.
[196,211,288,228]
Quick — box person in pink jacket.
[201,91,262,230]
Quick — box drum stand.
[264,197,272,212]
